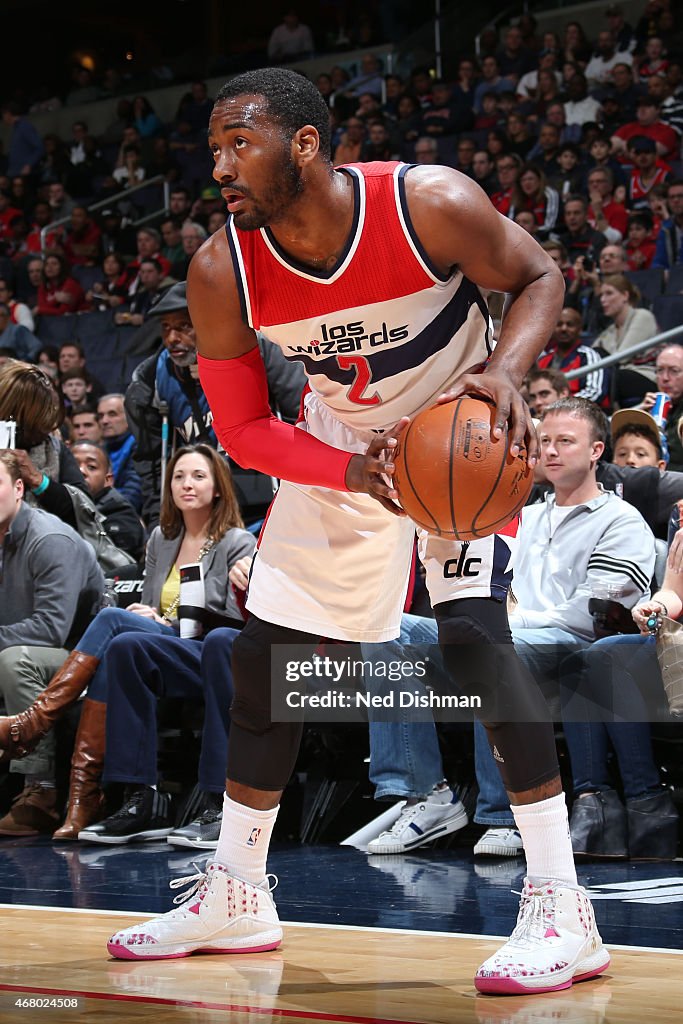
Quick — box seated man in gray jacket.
[0,450,104,836]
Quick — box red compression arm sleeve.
[197,349,353,491]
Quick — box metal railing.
[39,174,170,252]
[564,325,683,382]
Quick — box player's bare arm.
[405,167,565,463]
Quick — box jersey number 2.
[337,355,381,407]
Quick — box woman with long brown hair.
[0,445,255,838]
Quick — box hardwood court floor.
[0,841,682,1023]
[0,905,681,1024]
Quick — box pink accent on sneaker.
[475,976,573,994]
[106,938,281,960]
[544,927,559,938]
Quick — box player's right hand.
[345,418,410,516]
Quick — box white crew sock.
[214,793,279,886]
[511,791,577,886]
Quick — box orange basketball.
[393,396,533,540]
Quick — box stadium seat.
[652,295,683,335]
[665,266,683,296]
[626,268,664,309]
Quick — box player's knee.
[231,628,272,734]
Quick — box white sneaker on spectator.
[474,828,524,857]
[475,878,609,994]
[366,786,467,854]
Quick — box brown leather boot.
[0,651,100,763]
[53,699,106,841]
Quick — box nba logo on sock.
[247,827,262,846]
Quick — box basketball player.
[109,69,609,994]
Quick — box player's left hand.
[436,369,538,465]
[346,418,410,516]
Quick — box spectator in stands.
[626,135,672,210]
[610,408,666,470]
[62,205,102,267]
[47,181,75,221]
[36,251,86,317]
[549,142,585,198]
[473,398,655,858]
[71,441,145,562]
[473,56,516,113]
[525,366,570,416]
[64,136,110,203]
[454,138,476,176]
[594,274,659,404]
[413,137,439,166]
[625,212,656,269]
[126,228,171,291]
[145,137,181,185]
[35,134,70,188]
[0,278,34,331]
[359,123,395,163]
[504,111,534,159]
[115,257,173,325]
[25,201,60,254]
[124,283,304,525]
[471,150,497,195]
[171,221,207,281]
[98,208,137,258]
[586,166,628,243]
[167,185,192,223]
[421,80,473,140]
[557,194,608,263]
[132,96,162,139]
[561,22,591,68]
[602,62,644,124]
[86,252,127,311]
[1,102,44,177]
[69,406,102,444]
[652,179,683,268]
[525,123,562,178]
[640,345,683,471]
[585,29,633,89]
[586,132,627,190]
[36,347,59,380]
[612,96,680,161]
[0,303,40,361]
[333,117,365,166]
[0,451,103,836]
[175,81,213,138]
[638,35,668,81]
[0,360,93,537]
[395,98,422,154]
[563,73,602,127]
[537,307,611,408]
[59,367,94,414]
[96,394,142,514]
[604,4,637,54]
[78,447,258,845]
[160,217,184,265]
[496,23,537,80]
[508,163,560,238]
[491,153,522,216]
[267,9,314,62]
[0,443,249,840]
[112,144,145,188]
[65,66,98,107]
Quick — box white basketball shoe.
[107,861,283,960]
[475,879,609,994]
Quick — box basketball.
[393,396,533,540]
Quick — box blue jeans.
[76,607,176,702]
[561,633,663,800]
[473,626,584,825]
[102,628,237,793]
[362,614,445,800]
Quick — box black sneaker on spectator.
[78,786,173,844]
[167,800,222,850]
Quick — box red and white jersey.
[227,161,494,431]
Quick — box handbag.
[654,615,683,718]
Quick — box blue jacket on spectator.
[7,116,45,177]
[652,218,683,269]
[0,322,41,361]
[105,432,142,513]
[155,348,216,447]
